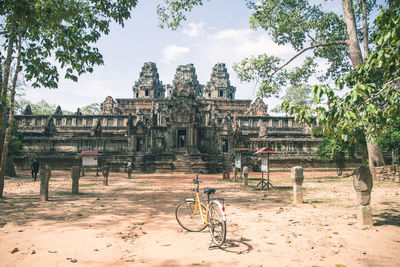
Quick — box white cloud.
[208,28,252,41]
[206,28,294,60]
[182,22,205,37]
[161,45,190,63]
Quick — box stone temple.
[14,62,321,173]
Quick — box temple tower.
[168,64,203,98]
[132,62,165,99]
[204,63,236,100]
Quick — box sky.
[20,0,386,113]
[21,0,299,113]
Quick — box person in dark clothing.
[31,158,40,181]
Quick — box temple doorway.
[178,129,186,149]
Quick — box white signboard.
[82,156,98,167]
[261,156,268,172]
[235,154,241,169]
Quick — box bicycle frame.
[184,192,210,225]
[176,173,227,247]
[186,191,226,225]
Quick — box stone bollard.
[39,165,52,201]
[102,165,110,186]
[352,166,373,226]
[291,166,304,205]
[71,166,80,194]
[243,166,249,186]
[128,167,132,179]
[234,167,238,181]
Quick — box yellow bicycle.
[175,173,227,247]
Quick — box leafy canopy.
[1,0,138,88]
[283,4,400,142]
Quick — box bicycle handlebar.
[193,178,203,184]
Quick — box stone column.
[39,165,52,202]
[71,166,80,194]
[291,166,304,205]
[243,166,249,186]
[128,167,132,179]
[352,165,373,226]
[102,165,110,186]
[234,167,238,181]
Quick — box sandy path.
[0,170,399,266]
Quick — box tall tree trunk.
[0,26,16,198]
[342,0,363,67]
[362,0,368,59]
[0,28,21,198]
[342,0,385,174]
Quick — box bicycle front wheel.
[208,202,226,247]
[176,199,207,232]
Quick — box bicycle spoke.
[176,200,207,232]
[208,203,226,247]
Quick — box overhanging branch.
[271,39,348,78]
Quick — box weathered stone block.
[291,166,304,205]
[40,165,52,201]
[352,166,373,206]
[243,166,248,186]
[357,205,373,226]
[71,166,80,194]
[102,165,110,186]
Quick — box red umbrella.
[254,147,278,155]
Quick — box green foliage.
[286,5,400,141]
[272,84,313,113]
[80,103,100,115]
[1,0,138,89]
[317,137,359,175]
[7,122,23,157]
[244,0,351,89]
[157,0,206,30]
[377,123,400,163]
[30,99,56,115]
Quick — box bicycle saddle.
[204,187,216,194]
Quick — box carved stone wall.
[374,165,400,182]
[14,62,326,173]
[204,63,236,100]
[132,62,165,99]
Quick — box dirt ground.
[0,169,399,267]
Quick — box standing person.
[31,158,40,181]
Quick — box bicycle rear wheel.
[176,200,207,232]
[208,202,226,247]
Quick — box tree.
[80,103,101,115]
[317,137,362,176]
[377,123,400,165]
[271,84,313,113]
[30,100,56,115]
[0,0,138,198]
[157,0,389,173]
[283,3,400,173]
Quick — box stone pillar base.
[293,184,303,205]
[357,205,373,226]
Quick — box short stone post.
[243,166,249,186]
[291,166,304,205]
[71,166,80,194]
[39,165,52,201]
[234,167,238,181]
[128,167,132,179]
[102,165,110,186]
[352,166,373,226]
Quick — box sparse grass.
[79,183,97,188]
[304,199,332,204]
[134,182,150,186]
